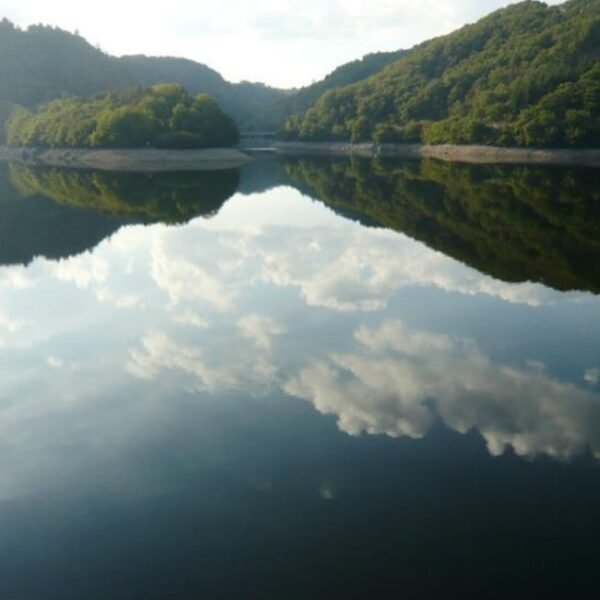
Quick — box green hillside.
[0,20,285,140]
[277,51,404,119]
[0,19,133,109]
[120,55,289,130]
[5,84,239,149]
[282,0,600,147]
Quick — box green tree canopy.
[282,0,600,148]
[5,84,240,149]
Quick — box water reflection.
[3,157,599,293]
[0,171,598,463]
[0,162,240,267]
[0,156,599,596]
[0,163,127,266]
[284,157,600,293]
[285,320,600,460]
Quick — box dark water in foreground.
[0,157,599,598]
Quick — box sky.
[0,0,564,88]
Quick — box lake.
[0,155,599,598]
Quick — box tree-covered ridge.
[120,55,289,130]
[283,156,600,293]
[5,84,239,149]
[9,163,240,224]
[277,50,405,120]
[0,19,287,138]
[0,18,133,109]
[282,0,600,148]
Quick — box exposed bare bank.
[0,147,252,172]
[275,142,600,167]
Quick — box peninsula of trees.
[5,84,239,149]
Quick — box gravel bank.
[0,147,252,172]
[275,142,600,167]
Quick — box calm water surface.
[0,157,599,598]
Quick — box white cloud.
[46,356,63,369]
[150,231,236,312]
[127,332,240,391]
[250,226,577,312]
[0,312,24,333]
[96,287,142,310]
[237,314,286,351]
[46,254,109,289]
[172,311,210,329]
[0,268,33,290]
[285,320,600,460]
[584,368,599,385]
[141,190,588,315]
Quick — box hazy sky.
[0,0,564,88]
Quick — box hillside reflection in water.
[0,156,598,598]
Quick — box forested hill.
[120,56,288,130]
[282,0,600,148]
[5,84,239,149]
[0,19,133,108]
[0,20,286,136]
[277,50,405,120]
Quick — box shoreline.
[274,142,600,167]
[0,147,252,172]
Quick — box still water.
[0,156,599,598]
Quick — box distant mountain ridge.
[119,55,290,130]
[0,19,133,108]
[0,17,402,141]
[0,19,290,135]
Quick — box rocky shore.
[0,147,252,172]
[274,142,600,167]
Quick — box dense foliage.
[0,19,132,109]
[120,56,289,130]
[9,163,240,223]
[282,0,600,147]
[277,51,404,120]
[0,20,286,139]
[284,156,600,292]
[0,99,16,143]
[5,84,240,149]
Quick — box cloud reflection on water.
[0,186,597,474]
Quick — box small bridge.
[238,131,277,149]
